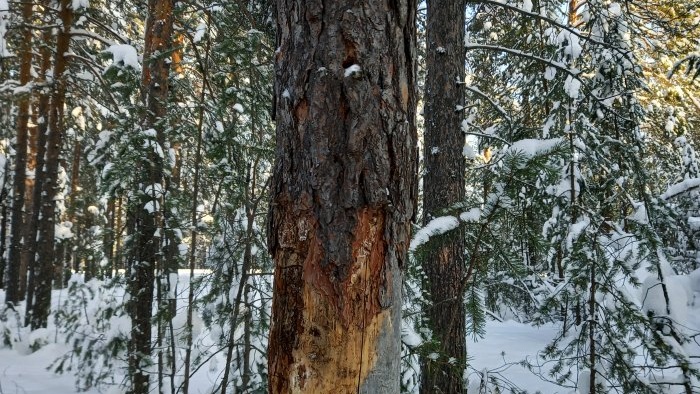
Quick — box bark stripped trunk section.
[268,1,417,393]
[126,0,175,392]
[421,1,467,393]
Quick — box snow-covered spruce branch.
[70,28,118,47]
[462,85,513,127]
[81,15,131,45]
[62,52,122,110]
[465,43,579,78]
[660,178,700,201]
[478,0,634,59]
[668,54,700,80]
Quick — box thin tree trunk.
[104,197,115,278]
[114,197,123,273]
[0,155,10,290]
[66,134,81,276]
[267,1,417,392]
[420,1,467,393]
[182,23,210,391]
[242,280,252,390]
[6,0,34,306]
[221,196,255,394]
[567,0,580,334]
[588,263,595,394]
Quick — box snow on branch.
[463,85,513,127]
[668,54,700,81]
[464,43,579,77]
[660,178,700,200]
[410,208,481,252]
[104,44,140,71]
[505,138,563,158]
[478,0,633,59]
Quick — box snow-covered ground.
[468,320,561,393]
[2,265,700,393]
[0,312,558,393]
[0,342,101,394]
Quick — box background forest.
[0,0,700,393]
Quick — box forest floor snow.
[3,270,699,393]
[0,304,559,393]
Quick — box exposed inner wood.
[270,208,391,393]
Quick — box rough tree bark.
[19,101,38,297]
[126,0,175,392]
[23,20,52,327]
[267,1,417,393]
[420,1,467,393]
[30,0,73,329]
[5,0,34,306]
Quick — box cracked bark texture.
[267,1,417,393]
[421,0,467,393]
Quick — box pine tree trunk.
[104,197,115,278]
[66,134,81,276]
[31,0,73,329]
[420,1,467,392]
[267,1,417,392]
[114,197,123,272]
[19,107,38,297]
[23,26,52,327]
[6,0,34,306]
[0,157,10,290]
[127,0,175,392]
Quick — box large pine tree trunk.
[267,1,417,393]
[126,0,175,392]
[19,106,38,297]
[23,24,52,327]
[5,0,34,306]
[420,1,467,393]
[30,0,73,329]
